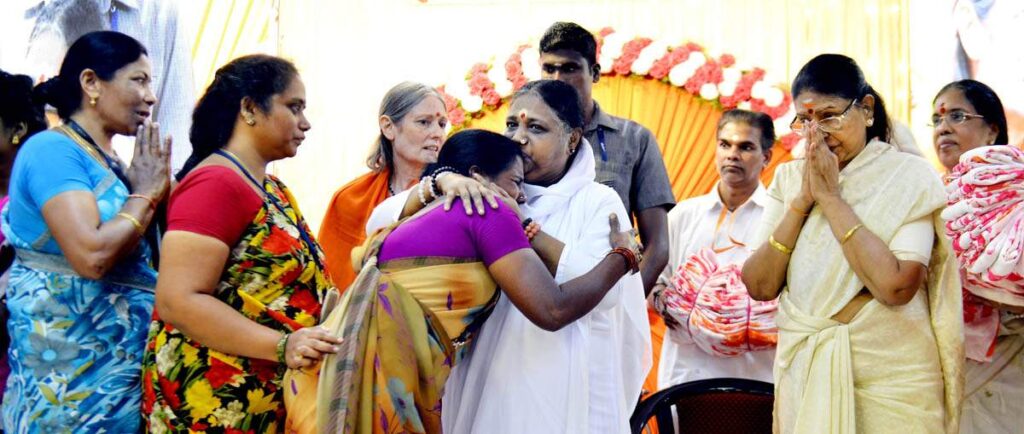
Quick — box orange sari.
[319,170,391,291]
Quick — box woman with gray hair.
[319,82,448,290]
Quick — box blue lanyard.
[214,150,323,270]
[67,120,131,189]
[597,128,607,162]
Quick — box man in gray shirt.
[539,22,675,293]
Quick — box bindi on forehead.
[801,100,815,114]
[938,103,947,115]
[518,110,529,122]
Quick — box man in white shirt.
[653,109,777,387]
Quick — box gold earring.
[244,115,255,126]
[11,135,20,145]
[866,119,874,127]
[89,96,97,106]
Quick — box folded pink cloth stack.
[944,145,1024,361]
[651,247,777,357]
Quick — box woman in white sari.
[742,54,963,433]
[441,80,651,433]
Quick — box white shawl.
[442,142,651,433]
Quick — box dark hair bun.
[32,76,65,107]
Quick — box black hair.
[791,54,891,143]
[539,22,598,70]
[32,31,148,119]
[0,69,48,140]
[423,129,523,179]
[933,79,1009,145]
[178,54,299,180]
[512,80,585,130]
[718,109,776,152]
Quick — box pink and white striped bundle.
[944,145,1024,361]
[652,247,777,357]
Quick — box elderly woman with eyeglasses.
[741,54,963,433]
[933,80,1024,434]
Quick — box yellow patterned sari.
[284,222,499,433]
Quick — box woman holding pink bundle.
[933,79,1023,434]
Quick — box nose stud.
[519,138,528,145]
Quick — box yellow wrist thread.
[768,235,794,255]
[116,212,145,236]
[841,223,864,245]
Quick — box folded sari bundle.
[943,145,1024,361]
[651,247,777,357]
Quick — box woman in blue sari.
[1,31,170,432]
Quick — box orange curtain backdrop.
[464,75,792,202]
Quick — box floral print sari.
[1,127,157,433]
[141,175,330,433]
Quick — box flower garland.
[438,27,799,149]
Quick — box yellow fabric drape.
[192,0,277,94]
[466,75,792,202]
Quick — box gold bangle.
[768,235,794,255]
[841,223,864,245]
[116,212,145,236]
[128,194,157,211]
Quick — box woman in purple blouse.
[285,129,642,433]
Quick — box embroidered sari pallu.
[285,231,498,434]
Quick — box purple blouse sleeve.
[469,201,531,266]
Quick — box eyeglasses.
[790,99,857,134]
[929,110,985,127]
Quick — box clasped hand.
[795,127,841,211]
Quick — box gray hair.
[367,81,445,172]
